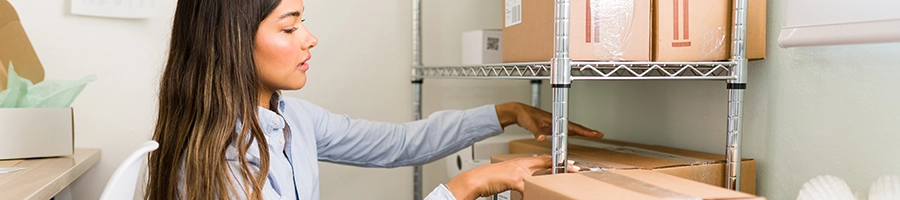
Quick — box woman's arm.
[297,98,502,167]
[294,99,601,168]
[426,155,580,200]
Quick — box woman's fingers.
[568,121,604,138]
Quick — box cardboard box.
[1,0,44,91]
[0,108,74,160]
[462,29,503,65]
[746,0,767,60]
[525,170,765,200]
[507,137,757,195]
[502,0,652,62]
[653,0,767,61]
[0,1,74,160]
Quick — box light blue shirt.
[224,96,503,199]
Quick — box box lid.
[1,0,45,91]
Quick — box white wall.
[10,0,900,200]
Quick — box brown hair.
[147,0,280,199]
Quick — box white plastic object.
[99,140,159,200]
[869,175,900,200]
[797,175,856,200]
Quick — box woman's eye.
[283,27,298,33]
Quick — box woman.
[146,0,602,199]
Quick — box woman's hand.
[495,102,603,142]
[445,155,579,200]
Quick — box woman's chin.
[288,81,306,91]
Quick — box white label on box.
[505,0,522,27]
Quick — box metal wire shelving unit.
[410,0,750,199]
[413,61,735,80]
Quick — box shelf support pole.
[551,0,572,174]
[726,0,749,191]
[411,0,424,198]
[531,80,541,107]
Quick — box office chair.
[98,140,159,200]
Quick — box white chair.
[99,140,159,200]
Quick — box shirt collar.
[256,92,287,132]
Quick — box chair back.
[99,140,159,200]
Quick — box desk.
[0,149,101,200]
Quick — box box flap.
[571,136,726,161]
[0,0,45,91]
[509,137,721,169]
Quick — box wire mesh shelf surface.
[413,61,736,80]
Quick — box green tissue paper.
[0,61,97,108]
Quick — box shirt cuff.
[423,184,457,200]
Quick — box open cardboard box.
[506,137,757,194]
[0,0,74,160]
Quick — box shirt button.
[279,138,285,144]
[273,118,281,126]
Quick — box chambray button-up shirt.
[223,96,503,200]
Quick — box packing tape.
[582,171,702,200]
[588,0,635,61]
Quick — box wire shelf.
[413,61,736,80]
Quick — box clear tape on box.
[590,0,635,61]
[701,27,728,61]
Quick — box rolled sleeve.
[424,184,457,200]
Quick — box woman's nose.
[305,33,318,50]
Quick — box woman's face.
[254,0,317,94]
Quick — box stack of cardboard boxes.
[490,1,767,199]
[491,136,762,199]
[501,0,766,62]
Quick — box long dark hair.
[147,0,280,199]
